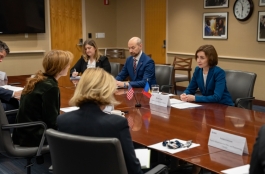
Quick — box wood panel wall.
[144,0,166,64]
[50,0,82,87]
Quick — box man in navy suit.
[0,41,21,121]
[116,37,156,88]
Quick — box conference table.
[59,86,265,174]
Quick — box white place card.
[208,129,249,155]
[0,71,7,80]
[150,93,170,107]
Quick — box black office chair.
[46,129,168,174]
[110,62,121,77]
[0,101,49,174]
[155,64,175,94]
[225,70,257,110]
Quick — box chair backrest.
[0,101,17,157]
[46,129,128,174]
[106,49,125,59]
[172,57,193,81]
[110,62,121,77]
[155,64,175,93]
[225,70,257,109]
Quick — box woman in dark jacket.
[12,50,73,146]
[70,39,111,76]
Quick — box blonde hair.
[82,39,101,62]
[69,68,119,107]
[22,50,73,94]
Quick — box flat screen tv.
[0,0,45,34]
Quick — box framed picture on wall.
[204,0,229,8]
[260,0,265,6]
[257,11,265,42]
[203,12,228,39]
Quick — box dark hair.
[0,40,10,54]
[195,45,218,66]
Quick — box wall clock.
[233,0,254,21]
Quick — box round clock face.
[233,0,254,21]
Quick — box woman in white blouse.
[70,39,111,77]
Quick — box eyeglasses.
[162,140,192,149]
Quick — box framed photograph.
[260,0,265,6]
[258,11,265,42]
[204,0,229,8]
[203,12,228,39]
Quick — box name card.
[208,129,248,155]
[150,93,170,107]
[0,71,7,80]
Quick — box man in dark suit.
[0,41,22,122]
[249,125,265,174]
[116,37,156,88]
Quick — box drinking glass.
[151,84,159,93]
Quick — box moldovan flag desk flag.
[127,84,134,100]
[142,81,151,98]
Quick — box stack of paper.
[170,99,201,109]
[135,149,151,169]
[60,107,79,112]
[221,164,249,174]
[0,85,24,91]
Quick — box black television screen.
[0,0,45,34]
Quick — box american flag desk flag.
[127,84,134,100]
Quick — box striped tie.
[133,58,137,74]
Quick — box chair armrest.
[145,164,168,174]
[235,97,255,108]
[2,121,47,157]
[161,85,174,94]
[5,109,18,115]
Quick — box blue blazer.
[184,66,234,106]
[116,53,156,88]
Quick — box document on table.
[170,99,201,109]
[135,149,151,169]
[148,138,200,154]
[0,85,23,91]
[60,106,79,112]
[221,164,249,174]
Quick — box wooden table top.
[59,87,264,174]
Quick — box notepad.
[135,149,151,169]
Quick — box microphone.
[133,93,142,108]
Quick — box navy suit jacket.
[249,125,265,174]
[184,66,233,106]
[116,53,156,88]
[0,88,13,101]
[57,102,143,174]
[0,87,14,110]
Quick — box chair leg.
[26,158,33,174]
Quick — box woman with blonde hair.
[57,68,143,174]
[12,50,73,147]
[70,39,111,77]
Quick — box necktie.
[133,58,137,74]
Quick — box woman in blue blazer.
[180,45,233,106]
